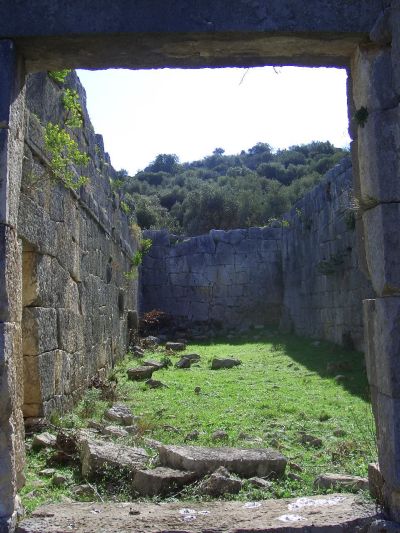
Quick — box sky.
[76,66,350,175]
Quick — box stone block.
[392,3,400,95]
[363,203,400,295]
[22,307,58,356]
[23,351,57,404]
[357,106,400,203]
[370,386,400,491]
[0,224,22,323]
[57,309,84,353]
[363,297,400,398]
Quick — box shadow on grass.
[200,329,370,402]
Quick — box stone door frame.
[0,1,399,530]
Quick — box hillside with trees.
[116,141,348,235]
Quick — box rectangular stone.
[0,224,22,324]
[22,307,58,355]
[23,351,56,404]
[363,297,400,398]
[57,308,84,353]
[363,203,400,295]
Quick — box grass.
[20,330,377,512]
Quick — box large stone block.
[357,106,400,203]
[363,297,400,398]
[23,351,56,404]
[370,386,400,491]
[22,307,58,355]
[57,308,84,353]
[363,203,400,295]
[392,2,400,96]
[0,224,22,324]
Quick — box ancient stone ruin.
[0,1,400,531]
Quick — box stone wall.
[280,157,374,351]
[18,72,138,418]
[140,158,374,351]
[141,228,283,329]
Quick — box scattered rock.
[72,484,97,499]
[289,462,303,473]
[248,477,273,489]
[287,472,302,482]
[200,466,242,496]
[146,379,167,389]
[143,438,162,450]
[87,420,104,431]
[104,404,135,426]
[314,473,369,491]
[368,463,385,504]
[24,417,47,433]
[102,425,129,438]
[143,360,165,370]
[158,444,287,478]
[56,430,79,455]
[211,358,241,370]
[165,342,186,351]
[133,467,197,496]
[52,474,68,487]
[127,366,155,381]
[194,386,201,394]
[184,353,201,363]
[184,430,200,442]
[333,428,347,437]
[212,430,228,442]
[142,336,160,348]
[79,438,148,479]
[39,468,56,477]
[299,432,323,448]
[175,357,191,369]
[32,432,57,450]
[132,345,145,357]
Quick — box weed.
[48,70,71,84]
[62,89,83,128]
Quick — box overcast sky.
[77,66,350,175]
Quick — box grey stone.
[102,426,129,438]
[145,379,166,389]
[79,438,148,479]
[314,473,369,491]
[165,342,186,351]
[211,358,241,370]
[248,477,273,489]
[142,336,160,348]
[200,466,243,496]
[72,484,96,499]
[142,360,164,370]
[158,444,287,478]
[299,433,323,448]
[211,430,228,442]
[127,366,155,381]
[51,474,68,487]
[133,467,197,496]
[369,462,385,504]
[368,520,400,533]
[31,432,56,450]
[104,404,134,426]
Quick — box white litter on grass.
[278,514,305,523]
[179,509,197,516]
[243,502,262,509]
[288,496,345,511]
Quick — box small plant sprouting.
[120,200,131,216]
[124,238,152,280]
[62,88,83,128]
[354,106,369,128]
[48,69,72,84]
[44,122,90,191]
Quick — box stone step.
[16,494,380,532]
[133,467,197,496]
[158,444,287,478]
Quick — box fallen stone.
[132,346,145,357]
[211,430,228,442]
[175,357,191,369]
[39,468,56,477]
[15,494,380,532]
[299,432,323,448]
[200,466,242,496]
[368,519,400,532]
[184,430,199,442]
[287,472,302,482]
[211,358,241,370]
[143,438,162,450]
[142,360,165,370]
[87,420,104,431]
[145,379,167,389]
[248,477,273,489]
[72,484,96,499]
[314,473,369,491]
[289,462,303,473]
[127,366,155,381]
[52,474,68,487]
[79,438,148,479]
[194,386,201,394]
[158,445,287,478]
[32,432,57,450]
[142,336,160,348]
[133,467,197,496]
[165,342,186,351]
[368,463,385,504]
[104,404,135,426]
[102,425,129,438]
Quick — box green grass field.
[20,331,377,512]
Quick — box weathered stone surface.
[314,473,369,491]
[248,476,273,489]
[200,466,242,496]
[79,438,148,479]
[368,519,400,533]
[102,426,129,438]
[22,307,58,356]
[142,360,164,370]
[104,404,134,426]
[158,445,287,478]
[211,358,241,370]
[165,342,186,351]
[31,432,56,450]
[133,467,197,496]
[127,366,154,381]
[369,463,385,504]
[15,494,380,532]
